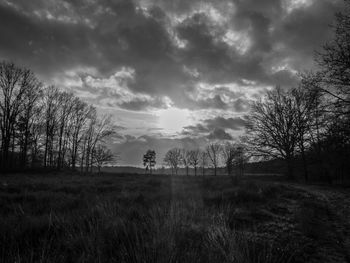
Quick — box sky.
[0,0,344,166]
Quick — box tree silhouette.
[316,2,350,108]
[164,148,181,175]
[181,149,191,176]
[93,145,114,175]
[0,62,40,170]
[245,87,299,179]
[143,150,156,175]
[206,143,221,176]
[0,61,116,172]
[200,151,208,176]
[222,142,236,176]
[189,149,200,176]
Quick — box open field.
[0,173,349,263]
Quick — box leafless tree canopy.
[93,145,115,174]
[206,142,221,176]
[222,143,247,178]
[188,149,200,176]
[0,61,115,172]
[164,148,182,175]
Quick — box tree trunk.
[57,124,64,170]
[21,120,30,168]
[11,127,15,168]
[90,156,93,173]
[301,150,308,182]
[1,135,10,170]
[44,134,48,167]
[286,158,294,180]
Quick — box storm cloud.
[0,0,344,165]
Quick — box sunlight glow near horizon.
[157,107,191,133]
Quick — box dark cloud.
[0,0,343,102]
[117,97,168,111]
[207,128,233,140]
[204,116,247,131]
[233,98,250,112]
[0,0,344,165]
[182,124,209,135]
[0,2,93,78]
[182,116,246,138]
[178,94,229,110]
[269,69,299,87]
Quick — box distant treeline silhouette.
[161,143,246,178]
[0,61,115,172]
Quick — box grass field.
[0,173,349,263]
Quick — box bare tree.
[56,92,75,169]
[222,143,247,179]
[164,148,182,175]
[234,145,247,179]
[313,5,350,183]
[222,142,236,176]
[81,112,115,173]
[200,151,208,176]
[17,72,42,167]
[0,62,34,170]
[181,149,191,176]
[291,84,319,181]
[316,3,350,109]
[93,144,114,175]
[29,101,45,167]
[70,99,90,170]
[206,142,221,176]
[43,86,60,168]
[0,61,118,172]
[80,106,96,173]
[189,149,200,176]
[245,87,299,179]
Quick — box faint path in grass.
[289,184,350,263]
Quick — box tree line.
[244,4,350,183]
[160,142,247,177]
[0,62,115,172]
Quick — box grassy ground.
[0,173,349,263]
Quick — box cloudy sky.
[0,0,344,166]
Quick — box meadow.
[0,173,349,263]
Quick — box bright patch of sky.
[156,107,191,134]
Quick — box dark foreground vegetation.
[0,173,349,263]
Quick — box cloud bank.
[0,0,343,165]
